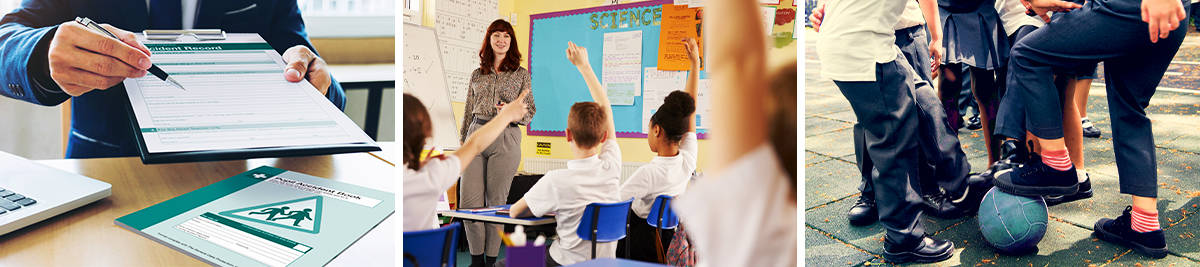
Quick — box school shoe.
[1045,172,1093,206]
[883,236,955,264]
[1093,206,1169,259]
[1082,118,1101,138]
[994,154,1079,196]
[965,114,983,130]
[923,173,991,218]
[847,193,878,226]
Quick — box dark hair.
[479,19,522,75]
[768,60,797,183]
[650,91,696,143]
[568,102,607,149]
[403,94,432,170]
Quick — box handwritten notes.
[602,30,643,106]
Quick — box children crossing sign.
[219,196,324,234]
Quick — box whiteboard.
[403,23,461,150]
[434,0,499,102]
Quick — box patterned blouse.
[459,66,536,141]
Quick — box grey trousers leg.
[461,123,523,256]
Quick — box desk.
[330,63,395,140]
[438,208,555,226]
[565,258,670,267]
[0,142,396,266]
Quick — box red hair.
[479,19,522,75]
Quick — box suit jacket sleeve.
[266,0,345,110]
[0,0,73,106]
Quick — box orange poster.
[657,4,702,71]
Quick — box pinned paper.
[657,4,703,71]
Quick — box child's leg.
[1061,78,1085,169]
[937,64,964,130]
[969,67,1001,164]
[833,56,928,251]
[1074,77,1093,119]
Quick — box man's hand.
[47,22,151,96]
[1142,0,1187,43]
[1021,0,1082,22]
[810,4,825,32]
[282,45,332,95]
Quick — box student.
[996,0,1188,259]
[615,38,701,262]
[401,91,528,231]
[814,0,958,263]
[506,41,622,266]
[669,0,797,265]
[937,0,1013,165]
[813,0,981,225]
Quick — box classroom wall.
[421,0,799,173]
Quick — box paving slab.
[807,116,854,137]
[804,158,863,209]
[806,127,857,159]
[804,226,878,266]
[806,197,970,256]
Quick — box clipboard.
[122,33,380,164]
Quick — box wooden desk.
[0,143,396,266]
[438,209,556,226]
[330,63,395,140]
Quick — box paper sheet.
[123,34,374,153]
[602,30,643,106]
[658,4,703,71]
[435,0,500,102]
[696,78,712,130]
[762,6,777,35]
[641,67,688,133]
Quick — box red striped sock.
[1041,149,1073,171]
[1131,206,1161,233]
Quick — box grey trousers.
[461,120,523,256]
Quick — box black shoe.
[924,174,991,218]
[1046,173,1093,206]
[1093,206,1169,259]
[470,254,485,267]
[883,236,955,263]
[1082,119,1101,138]
[994,155,1079,196]
[966,114,983,130]
[847,194,878,226]
[486,256,497,267]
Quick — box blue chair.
[576,198,634,259]
[403,222,461,267]
[647,195,679,262]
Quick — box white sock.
[1081,117,1094,128]
[1078,171,1088,183]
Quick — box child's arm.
[509,198,534,218]
[683,37,701,133]
[452,89,530,171]
[707,0,768,171]
[566,41,617,140]
[919,0,942,75]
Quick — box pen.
[74,17,186,90]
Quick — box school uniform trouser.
[461,119,523,256]
[1007,0,1188,198]
[995,25,1039,140]
[858,26,971,200]
[836,53,929,247]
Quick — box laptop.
[0,150,112,236]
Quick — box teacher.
[459,19,534,267]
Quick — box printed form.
[124,34,373,153]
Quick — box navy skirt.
[939,0,1009,70]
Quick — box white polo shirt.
[620,132,697,219]
[996,0,1044,36]
[402,155,461,231]
[817,0,908,81]
[524,139,622,265]
[675,144,798,267]
[895,0,926,31]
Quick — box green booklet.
[116,166,394,266]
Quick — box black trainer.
[1081,118,1101,138]
[924,173,992,218]
[1045,172,1093,206]
[966,114,983,130]
[1093,206,1168,259]
[847,193,877,226]
[883,236,955,263]
[994,154,1079,196]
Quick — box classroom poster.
[657,4,703,71]
[642,67,687,133]
[603,30,644,106]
